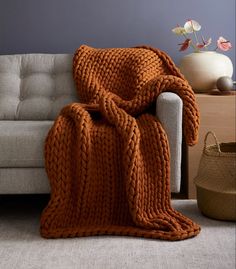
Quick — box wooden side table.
[187,93,236,198]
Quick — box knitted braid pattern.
[73,45,199,145]
[40,45,200,240]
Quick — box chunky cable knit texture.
[40,45,200,240]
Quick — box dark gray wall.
[0,0,235,68]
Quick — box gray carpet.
[0,197,235,269]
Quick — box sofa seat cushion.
[0,121,53,167]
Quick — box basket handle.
[204,131,221,153]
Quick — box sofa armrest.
[156,92,183,193]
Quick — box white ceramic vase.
[179,51,233,93]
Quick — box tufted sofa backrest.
[0,54,79,120]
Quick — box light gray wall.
[0,0,235,69]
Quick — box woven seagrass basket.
[194,131,236,221]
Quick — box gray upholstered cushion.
[0,168,50,194]
[0,54,79,120]
[156,93,183,193]
[0,121,53,167]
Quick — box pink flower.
[217,36,232,51]
[178,39,192,51]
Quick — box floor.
[0,196,235,269]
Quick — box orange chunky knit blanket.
[40,45,200,240]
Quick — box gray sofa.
[0,54,183,194]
